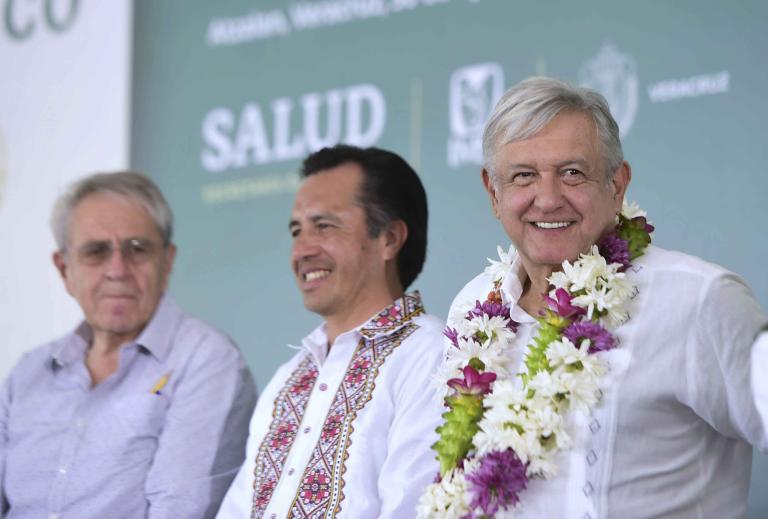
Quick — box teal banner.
[131,1,768,514]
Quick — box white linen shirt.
[218,293,444,518]
[448,245,767,518]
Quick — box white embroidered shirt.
[217,292,444,519]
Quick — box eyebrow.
[288,213,343,229]
[504,158,592,171]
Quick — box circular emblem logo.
[579,42,639,139]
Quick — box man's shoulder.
[640,245,734,280]
[394,311,446,357]
[157,298,246,370]
[635,245,741,287]
[162,298,237,350]
[411,312,445,334]
[447,270,494,325]
[4,334,68,385]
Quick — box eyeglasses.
[72,238,163,266]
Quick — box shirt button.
[304,426,311,434]
[288,468,295,475]
[319,383,328,391]
[76,418,86,430]
[271,514,277,519]
[58,465,68,475]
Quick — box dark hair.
[300,145,428,290]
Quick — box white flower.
[622,200,646,219]
[416,469,471,519]
[548,270,570,291]
[580,354,608,379]
[528,448,559,479]
[483,379,526,410]
[442,337,511,383]
[464,314,516,348]
[545,338,587,369]
[447,300,476,329]
[484,244,516,283]
[527,370,559,399]
[553,369,601,414]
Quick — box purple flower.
[468,300,518,333]
[563,321,615,353]
[447,365,497,395]
[444,326,459,348]
[633,215,655,234]
[545,288,587,319]
[465,449,528,516]
[598,233,631,270]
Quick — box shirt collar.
[133,294,183,362]
[50,294,182,367]
[297,291,426,364]
[358,291,425,339]
[50,324,90,368]
[500,250,537,323]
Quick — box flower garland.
[417,202,654,518]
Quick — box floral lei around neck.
[417,202,654,519]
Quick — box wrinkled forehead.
[68,192,162,243]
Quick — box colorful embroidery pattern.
[360,291,424,338]
[289,292,424,518]
[251,356,319,518]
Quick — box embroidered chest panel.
[288,323,418,518]
[251,356,319,517]
[251,293,424,519]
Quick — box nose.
[532,172,565,212]
[291,229,320,266]
[105,243,131,279]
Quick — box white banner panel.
[0,0,132,377]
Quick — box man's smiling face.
[289,162,389,326]
[485,110,629,278]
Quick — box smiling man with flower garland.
[420,77,768,518]
[217,145,444,518]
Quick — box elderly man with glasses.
[0,171,257,519]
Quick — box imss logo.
[579,42,639,139]
[447,62,504,168]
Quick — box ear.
[482,168,501,219]
[380,220,408,262]
[164,244,177,274]
[53,251,67,279]
[53,251,74,296]
[610,161,632,212]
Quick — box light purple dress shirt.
[0,295,257,519]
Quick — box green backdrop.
[131,1,768,515]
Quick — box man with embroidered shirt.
[427,78,767,517]
[217,145,444,518]
[0,172,257,518]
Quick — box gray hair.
[50,171,173,251]
[482,76,623,181]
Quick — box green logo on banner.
[4,0,80,41]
